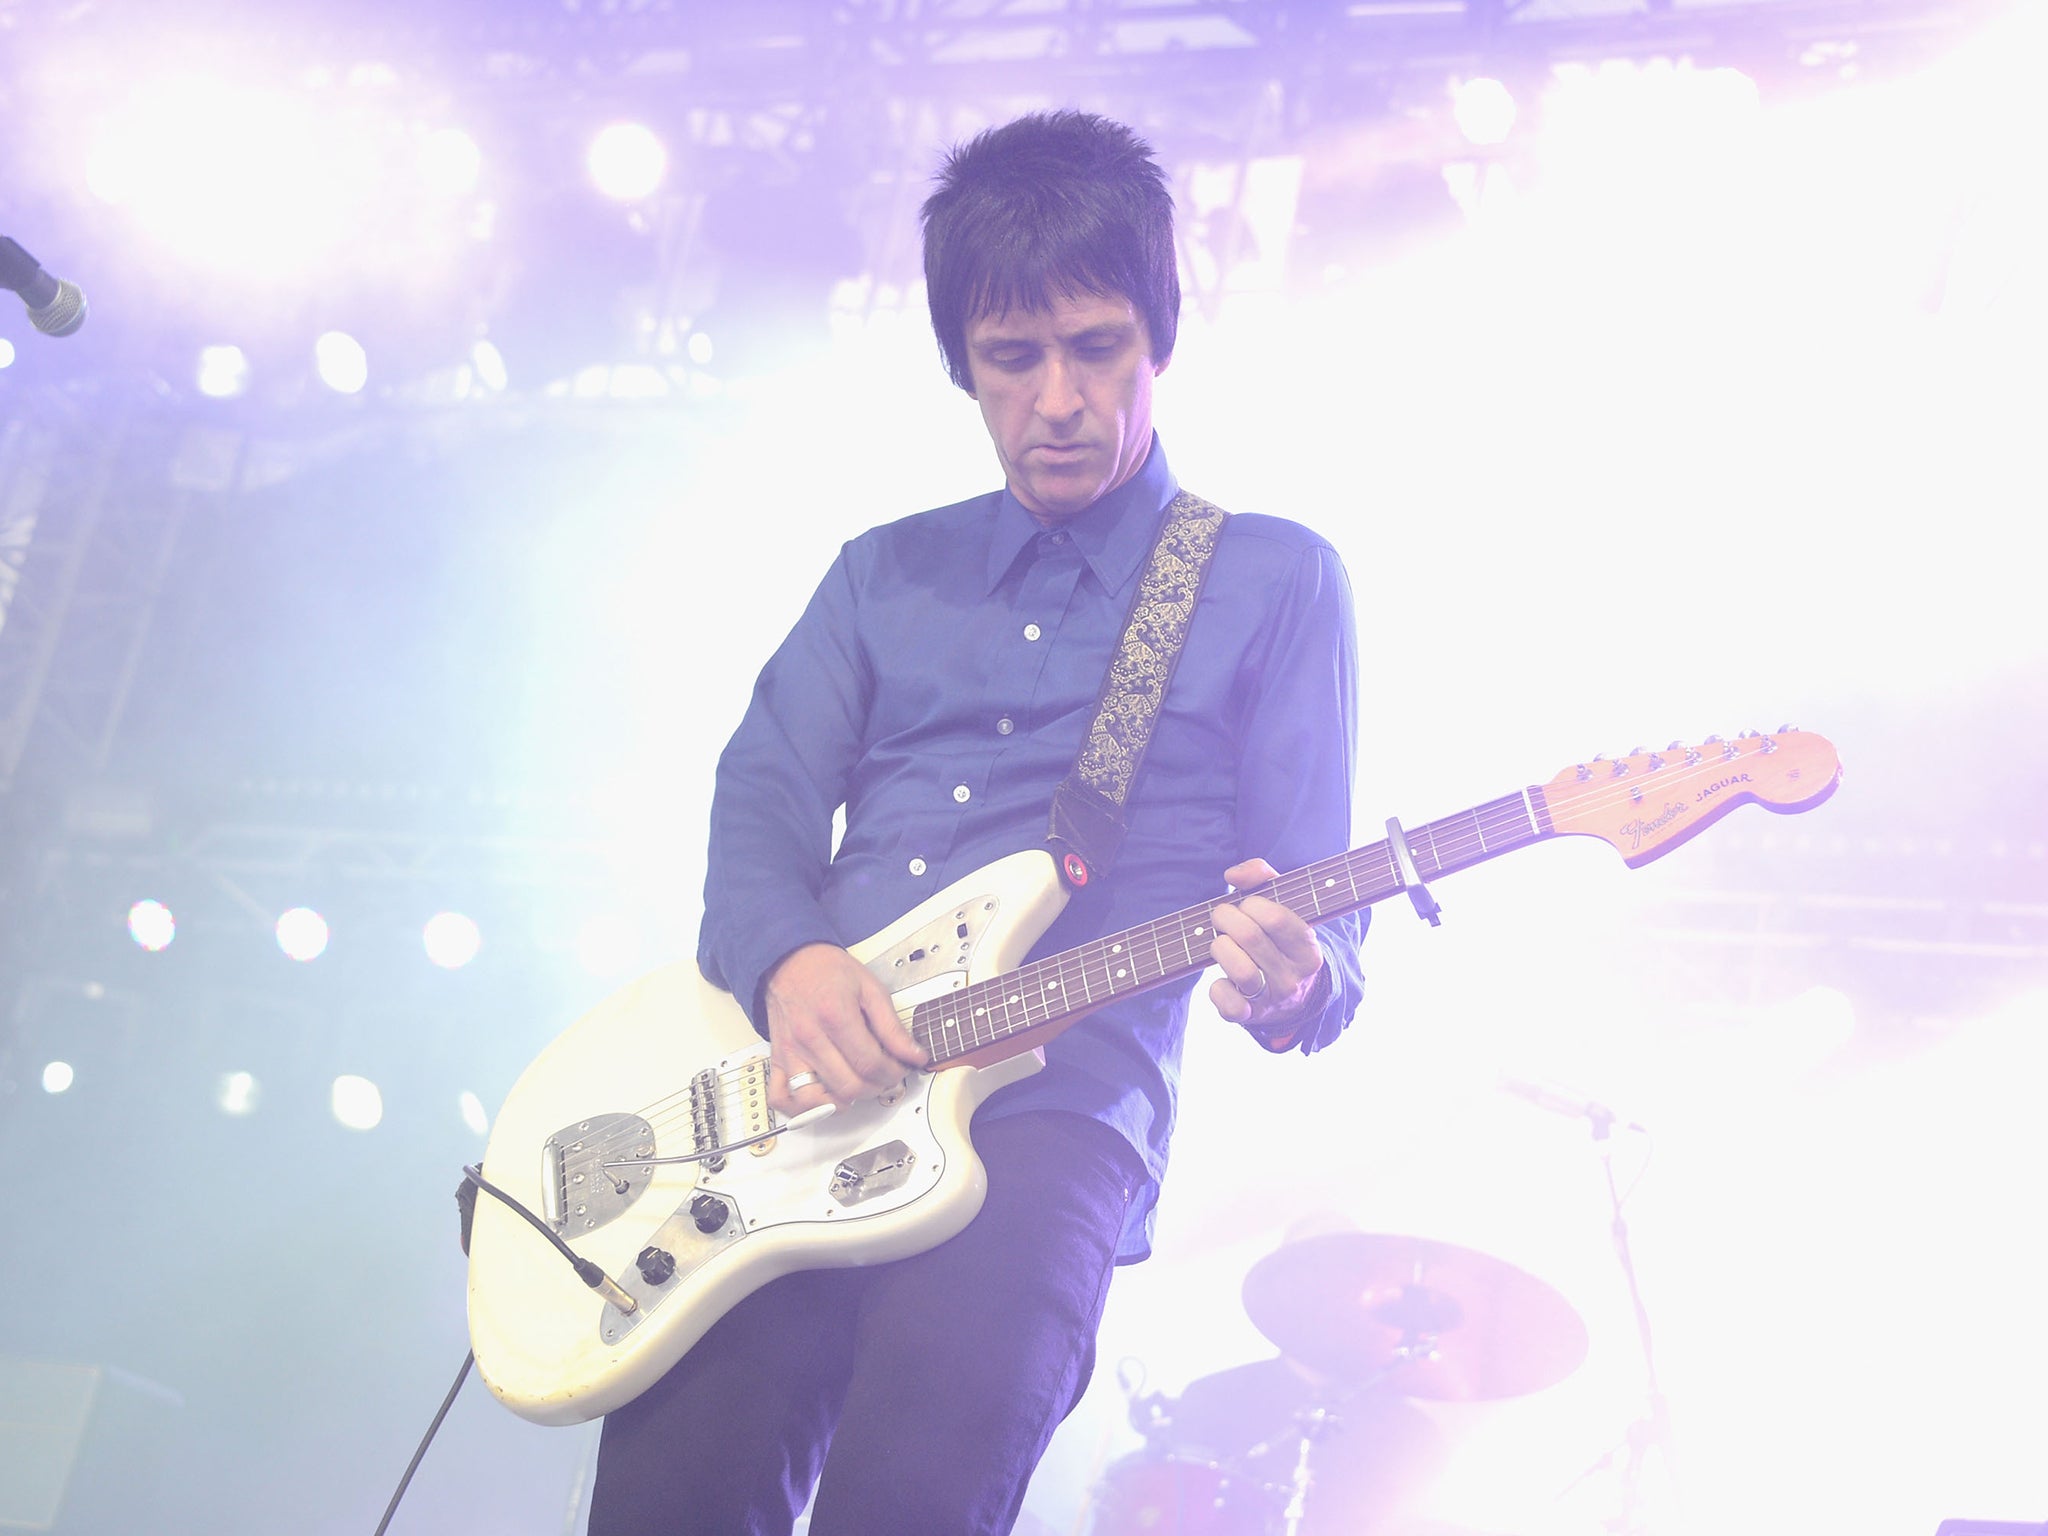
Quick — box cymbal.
[1241,1233,1588,1402]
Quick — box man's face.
[965,291,1165,525]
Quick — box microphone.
[0,237,88,337]
[1500,1075,1642,1134]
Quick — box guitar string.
[554,741,1822,1169]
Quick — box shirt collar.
[981,435,1179,598]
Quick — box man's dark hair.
[921,110,1180,392]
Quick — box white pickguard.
[466,849,1071,1426]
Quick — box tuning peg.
[1666,740,1684,751]
[1736,729,1758,739]
[1628,746,1646,756]
[1778,722,1796,733]
[1703,734,1723,744]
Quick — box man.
[586,109,1367,1535]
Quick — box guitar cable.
[371,1165,636,1534]
[461,1162,640,1313]
[370,1350,472,1536]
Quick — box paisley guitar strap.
[1046,488,1229,890]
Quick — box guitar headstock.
[1542,729,1841,867]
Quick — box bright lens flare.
[42,1061,75,1094]
[315,331,369,394]
[423,911,483,970]
[1454,76,1518,146]
[218,1071,260,1116]
[196,346,250,399]
[127,898,177,951]
[588,122,668,201]
[330,1074,383,1131]
[276,907,330,962]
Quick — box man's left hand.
[1208,857,1323,1035]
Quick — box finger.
[1208,932,1273,1013]
[1223,857,1280,892]
[1231,894,1323,972]
[1210,900,1287,978]
[1208,971,1256,1025]
[768,1056,833,1117]
[780,1022,869,1107]
[859,970,930,1071]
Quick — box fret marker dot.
[1324,877,1336,887]
[1116,968,1127,979]
[974,1007,985,1016]
[1193,925,1205,936]
[1111,943,1123,954]
[1008,994,1020,1004]
[1046,981,1059,991]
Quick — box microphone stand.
[1564,1114,1681,1534]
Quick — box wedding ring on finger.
[786,1070,820,1093]
[1240,969,1268,1001]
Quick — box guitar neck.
[913,787,1554,1066]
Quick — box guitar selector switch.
[635,1246,677,1286]
[690,1194,731,1234]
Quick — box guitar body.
[467,849,1071,1426]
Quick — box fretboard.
[911,786,1554,1065]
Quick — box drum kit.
[1088,1233,1592,1536]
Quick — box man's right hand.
[763,942,929,1116]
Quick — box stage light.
[0,338,13,369]
[419,127,482,197]
[127,898,177,952]
[1454,76,1518,146]
[459,1090,489,1137]
[276,907,330,962]
[686,330,715,366]
[588,122,667,201]
[195,346,250,399]
[330,1074,383,1131]
[470,338,508,392]
[423,911,483,970]
[217,1071,260,1116]
[42,1061,75,1094]
[314,331,369,394]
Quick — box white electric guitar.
[467,730,1840,1425]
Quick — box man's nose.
[1035,355,1083,422]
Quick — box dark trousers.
[585,1109,1141,1536]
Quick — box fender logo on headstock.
[1618,801,1690,851]
[1694,773,1754,803]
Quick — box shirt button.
[952,785,971,803]
[1023,623,1042,642]
[1048,530,1068,545]
[908,858,927,876]
[996,717,1015,735]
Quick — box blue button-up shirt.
[699,438,1365,1259]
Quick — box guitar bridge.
[544,1113,656,1234]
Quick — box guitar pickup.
[828,1141,917,1207]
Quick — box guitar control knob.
[690,1194,731,1234]
[636,1246,677,1285]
